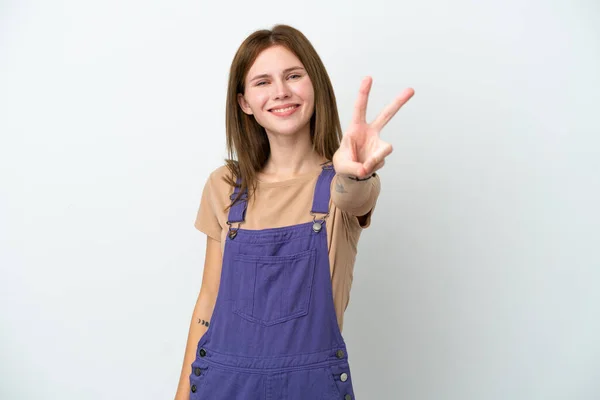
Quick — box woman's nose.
[272,80,291,100]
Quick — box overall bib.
[189,164,356,400]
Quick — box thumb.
[335,161,367,178]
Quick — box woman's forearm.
[331,173,381,216]
[174,291,216,400]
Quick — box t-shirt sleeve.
[357,203,376,229]
[194,173,223,241]
[357,174,380,229]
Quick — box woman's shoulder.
[207,164,231,182]
[204,164,235,193]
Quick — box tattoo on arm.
[335,181,348,193]
[197,318,210,327]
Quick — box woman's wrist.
[341,173,376,181]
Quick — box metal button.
[191,384,197,393]
[340,372,348,382]
[344,395,352,400]
[312,222,322,233]
[336,349,345,358]
[199,348,206,357]
[194,367,201,376]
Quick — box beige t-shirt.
[194,165,381,333]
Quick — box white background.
[1,1,599,399]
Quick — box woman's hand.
[333,76,414,178]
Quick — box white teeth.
[271,105,297,113]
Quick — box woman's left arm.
[330,173,380,218]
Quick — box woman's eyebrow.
[249,66,305,82]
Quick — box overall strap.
[311,163,336,215]
[227,176,247,224]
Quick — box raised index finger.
[352,76,373,124]
[371,87,415,131]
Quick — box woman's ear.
[237,93,253,115]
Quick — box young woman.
[174,24,414,400]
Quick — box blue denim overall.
[189,164,356,399]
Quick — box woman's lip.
[269,104,300,117]
[269,104,299,112]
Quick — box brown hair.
[223,24,342,208]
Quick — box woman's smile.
[269,104,300,117]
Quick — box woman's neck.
[260,127,328,181]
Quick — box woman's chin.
[264,121,311,138]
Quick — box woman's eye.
[256,74,300,86]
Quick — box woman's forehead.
[247,46,304,76]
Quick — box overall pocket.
[232,248,317,326]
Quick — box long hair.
[223,24,342,208]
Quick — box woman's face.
[238,45,315,137]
